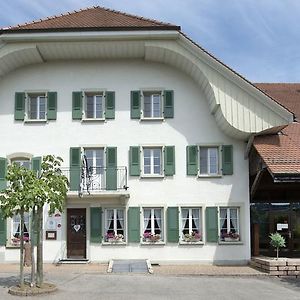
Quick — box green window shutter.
[206,207,218,243]
[164,146,175,176]
[105,91,115,119]
[47,92,57,120]
[129,146,140,176]
[167,207,179,243]
[186,145,198,175]
[106,147,117,191]
[72,91,82,120]
[90,207,102,243]
[128,207,140,243]
[222,145,233,175]
[0,157,7,191]
[31,157,42,177]
[15,92,25,121]
[164,90,174,118]
[70,147,81,191]
[130,91,140,119]
[0,210,7,246]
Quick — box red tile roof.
[255,83,300,121]
[253,84,300,175]
[1,6,180,32]
[254,123,300,174]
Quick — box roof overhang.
[0,30,293,140]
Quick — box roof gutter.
[0,29,180,43]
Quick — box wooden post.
[252,223,260,256]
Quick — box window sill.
[140,117,164,121]
[140,174,164,179]
[218,241,243,245]
[141,241,165,245]
[24,119,47,123]
[197,174,222,178]
[81,118,105,122]
[102,241,127,246]
[179,241,204,245]
[6,245,22,249]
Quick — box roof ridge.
[255,82,300,85]
[6,5,176,30]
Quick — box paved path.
[0,272,299,300]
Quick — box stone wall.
[251,257,300,277]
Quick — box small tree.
[0,164,37,289]
[34,155,68,287]
[270,232,286,259]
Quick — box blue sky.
[0,0,299,83]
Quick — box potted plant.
[222,232,240,242]
[183,231,202,242]
[105,232,124,243]
[269,232,286,259]
[143,232,161,243]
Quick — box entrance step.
[57,258,90,265]
[108,259,152,274]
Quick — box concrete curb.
[107,260,113,273]
[146,259,153,274]
[8,283,57,296]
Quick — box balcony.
[60,166,128,196]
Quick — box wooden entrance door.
[67,208,86,258]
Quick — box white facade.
[0,28,293,264]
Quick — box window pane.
[209,148,218,174]
[39,96,46,119]
[95,95,103,118]
[86,96,94,118]
[152,94,161,117]
[29,97,38,119]
[200,148,208,174]
[143,95,151,117]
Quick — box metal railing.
[60,166,128,194]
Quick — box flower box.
[143,233,161,243]
[224,237,240,242]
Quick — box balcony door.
[84,148,105,191]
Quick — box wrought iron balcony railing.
[60,166,128,195]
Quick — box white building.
[0,7,293,264]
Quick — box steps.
[57,258,90,265]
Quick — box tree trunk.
[30,208,36,287]
[276,247,279,260]
[36,206,43,287]
[20,210,25,289]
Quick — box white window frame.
[83,91,105,121]
[9,212,31,247]
[198,145,221,177]
[141,90,163,120]
[141,146,164,177]
[10,158,31,169]
[25,93,47,121]
[103,208,126,244]
[219,207,240,243]
[142,207,164,244]
[180,207,203,244]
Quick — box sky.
[0,0,299,83]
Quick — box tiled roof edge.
[1,6,180,31]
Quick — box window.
[143,208,164,243]
[11,212,30,246]
[27,94,46,120]
[143,147,162,176]
[142,91,162,118]
[181,208,202,242]
[199,146,219,175]
[84,92,104,119]
[84,148,105,190]
[104,208,125,243]
[219,207,240,242]
[11,158,30,169]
